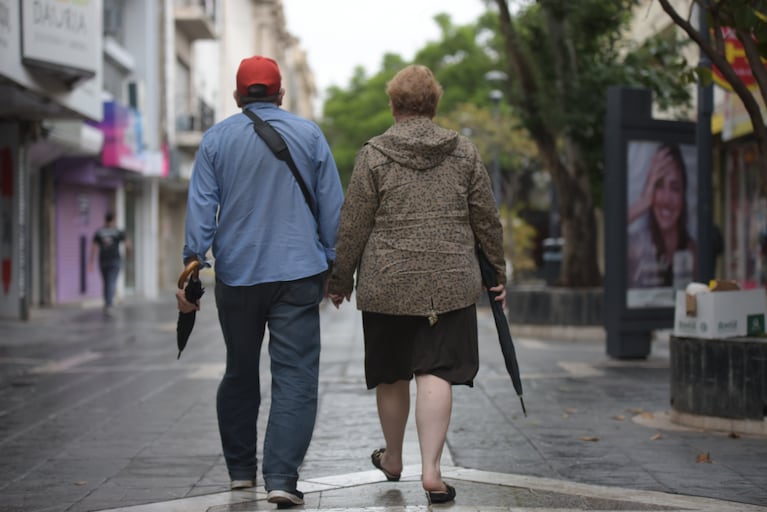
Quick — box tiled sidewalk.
[0,293,765,512]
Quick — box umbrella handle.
[177,260,201,289]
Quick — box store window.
[725,142,767,288]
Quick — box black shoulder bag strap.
[242,108,317,219]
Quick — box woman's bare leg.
[375,380,410,475]
[415,374,452,491]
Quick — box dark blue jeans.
[214,273,323,492]
[99,262,121,307]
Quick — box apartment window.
[104,0,124,42]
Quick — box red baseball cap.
[236,55,281,97]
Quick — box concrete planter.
[670,335,767,423]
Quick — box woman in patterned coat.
[327,64,506,504]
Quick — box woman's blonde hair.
[386,65,443,118]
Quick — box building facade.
[0,0,104,318]
[0,0,316,320]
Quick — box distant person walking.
[175,55,343,507]
[89,212,131,315]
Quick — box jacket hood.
[367,117,459,170]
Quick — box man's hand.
[176,287,200,313]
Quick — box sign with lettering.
[20,0,101,82]
[712,27,765,91]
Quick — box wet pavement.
[0,287,765,512]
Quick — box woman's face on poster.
[651,149,684,232]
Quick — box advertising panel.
[626,141,698,309]
[90,101,145,173]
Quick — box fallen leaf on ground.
[612,415,625,421]
[728,432,741,439]
[565,408,578,414]
[639,411,655,419]
[696,452,712,463]
[650,432,663,440]
[74,481,88,486]
[578,436,600,442]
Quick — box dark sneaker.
[267,489,304,507]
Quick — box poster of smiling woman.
[626,140,698,309]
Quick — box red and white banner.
[712,27,766,91]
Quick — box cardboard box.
[673,289,767,339]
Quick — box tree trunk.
[539,145,602,287]
[495,0,602,287]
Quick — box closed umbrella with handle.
[478,247,526,416]
[176,260,204,359]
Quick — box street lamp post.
[489,89,503,206]
[485,70,507,207]
[696,3,714,283]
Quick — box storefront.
[47,100,161,305]
[718,91,767,289]
[0,1,103,318]
[52,160,123,304]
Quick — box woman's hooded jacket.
[327,117,505,318]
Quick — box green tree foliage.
[320,14,522,187]
[321,3,693,286]
[437,102,539,206]
[492,0,692,286]
[413,14,499,111]
[500,0,692,206]
[321,55,407,186]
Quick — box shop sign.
[0,1,102,121]
[90,101,145,173]
[712,27,766,91]
[721,90,767,142]
[20,0,100,84]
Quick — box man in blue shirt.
[176,55,343,507]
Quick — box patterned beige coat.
[327,117,506,318]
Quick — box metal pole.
[490,90,502,206]
[696,2,714,282]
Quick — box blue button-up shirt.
[182,103,344,286]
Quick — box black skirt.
[361,304,478,389]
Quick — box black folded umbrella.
[177,260,204,359]
[478,247,526,416]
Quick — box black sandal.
[370,448,401,481]
[425,483,456,504]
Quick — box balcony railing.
[174,0,217,41]
[176,97,215,150]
